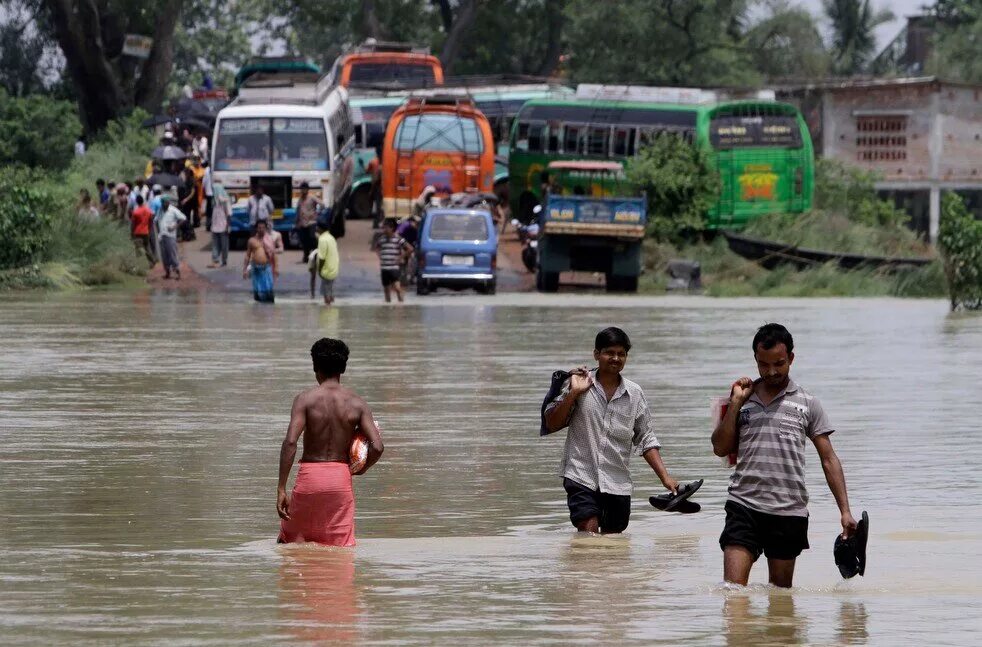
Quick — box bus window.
[394,114,483,153]
[587,126,610,156]
[515,121,530,151]
[613,127,636,156]
[215,118,270,171]
[272,118,328,171]
[527,123,546,152]
[563,125,582,154]
[348,62,436,86]
[547,123,560,153]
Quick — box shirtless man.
[243,220,278,303]
[277,338,384,546]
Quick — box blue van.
[416,208,498,295]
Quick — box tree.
[745,1,831,80]
[41,0,186,134]
[823,0,894,75]
[563,0,761,87]
[0,1,55,97]
[168,0,287,94]
[928,0,982,82]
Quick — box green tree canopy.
[0,89,81,169]
[824,0,894,75]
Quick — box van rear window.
[428,214,489,241]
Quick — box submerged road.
[164,219,536,297]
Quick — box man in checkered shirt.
[544,327,682,534]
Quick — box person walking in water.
[316,220,340,305]
[544,327,682,534]
[373,218,412,303]
[243,219,278,303]
[277,338,384,546]
[154,195,186,280]
[712,323,857,588]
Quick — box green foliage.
[626,134,720,244]
[938,192,982,310]
[0,1,53,97]
[0,111,152,290]
[824,0,894,75]
[0,166,57,270]
[929,0,982,83]
[745,2,831,79]
[0,89,81,170]
[563,0,761,86]
[813,158,909,228]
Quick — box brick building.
[777,77,982,242]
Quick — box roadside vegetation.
[0,98,153,291]
[634,140,947,298]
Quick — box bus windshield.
[215,117,328,171]
[710,115,801,149]
[349,62,436,86]
[272,118,328,170]
[428,213,489,241]
[394,115,484,153]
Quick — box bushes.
[0,90,81,171]
[814,158,909,228]
[0,166,57,270]
[0,111,153,290]
[938,192,982,310]
[627,134,720,244]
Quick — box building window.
[856,116,908,161]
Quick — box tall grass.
[0,113,154,290]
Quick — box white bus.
[211,73,355,244]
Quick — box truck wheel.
[349,186,372,220]
[416,280,430,296]
[479,279,496,295]
[537,269,559,293]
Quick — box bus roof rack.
[235,73,335,106]
[548,160,624,173]
[352,39,431,55]
[576,84,718,105]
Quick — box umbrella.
[147,172,184,191]
[152,145,187,161]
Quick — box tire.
[230,233,248,251]
[521,244,538,273]
[606,274,638,293]
[486,279,496,295]
[537,269,559,293]
[416,279,430,296]
[349,186,372,220]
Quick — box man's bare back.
[295,382,376,463]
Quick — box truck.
[535,161,647,293]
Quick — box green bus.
[507,91,814,228]
[348,80,572,219]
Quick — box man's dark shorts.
[380,268,400,287]
[719,500,809,561]
[563,478,631,533]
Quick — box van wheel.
[416,280,430,296]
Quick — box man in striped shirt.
[712,323,857,588]
[374,218,413,303]
[544,327,681,534]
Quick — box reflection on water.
[0,292,981,644]
[278,547,361,643]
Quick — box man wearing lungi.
[242,219,278,303]
[277,338,385,546]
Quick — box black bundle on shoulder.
[539,370,571,436]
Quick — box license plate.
[443,254,474,266]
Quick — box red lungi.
[278,462,355,547]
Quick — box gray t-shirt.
[727,379,833,517]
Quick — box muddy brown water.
[1,292,980,645]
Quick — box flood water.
[1,291,981,645]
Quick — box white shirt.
[546,370,661,495]
[155,205,187,239]
[203,167,213,197]
[248,194,274,225]
[74,140,86,157]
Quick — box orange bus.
[381,96,496,216]
[330,41,443,89]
